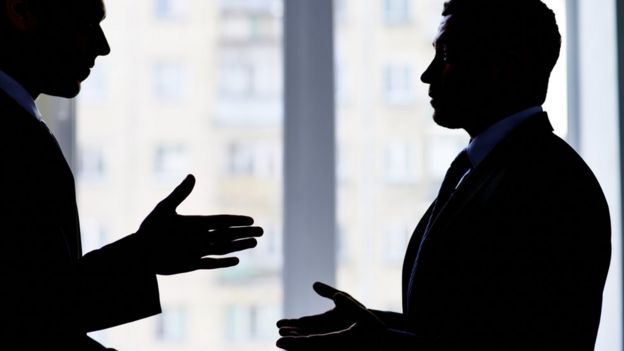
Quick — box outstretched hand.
[136,174,263,275]
[276,282,385,351]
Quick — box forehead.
[51,0,106,20]
[75,0,106,19]
[434,15,453,46]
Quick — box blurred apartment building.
[73,0,566,350]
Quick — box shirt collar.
[465,106,543,167]
[0,69,43,120]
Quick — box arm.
[78,234,161,332]
[78,175,264,331]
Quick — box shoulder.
[482,115,609,222]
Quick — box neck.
[464,103,538,138]
[0,56,41,100]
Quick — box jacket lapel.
[424,113,554,239]
[0,91,82,259]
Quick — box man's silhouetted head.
[0,0,110,98]
[421,0,561,136]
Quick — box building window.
[153,63,189,101]
[383,65,415,105]
[154,144,189,181]
[249,222,282,268]
[383,140,422,184]
[225,304,279,342]
[382,222,413,264]
[80,64,108,102]
[227,141,280,179]
[78,145,106,182]
[383,0,411,25]
[337,224,349,263]
[220,62,254,98]
[425,135,468,179]
[156,306,188,343]
[219,49,281,100]
[155,0,189,20]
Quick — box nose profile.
[96,25,111,56]
[421,60,434,84]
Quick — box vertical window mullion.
[283,0,336,318]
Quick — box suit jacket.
[0,91,161,350]
[374,113,611,350]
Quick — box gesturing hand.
[276,282,385,351]
[136,174,263,275]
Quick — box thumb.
[333,292,375,324]
[159,174,195,212]
[313,281,341,299]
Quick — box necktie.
[406,150,472,314]
[430,150,472,220]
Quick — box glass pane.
[76,0,283,350]
[335,0,567,310]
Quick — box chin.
[432,109,464,130]
[45,82,82,99]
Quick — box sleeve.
[78,233,162,332]
[370,310,433,350]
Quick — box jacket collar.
[427,112,554,234]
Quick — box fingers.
[277,318,297,328]
[158,174,196,212]
[313,281,341,299]
[278,326,303,337]
[195,257,240,269]
[181,215,255,230]
[205,238,258,255]
[276,310,335,331]
[277,330,347,351]
[209,226,264,241]
[314,282,365,309]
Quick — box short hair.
[442,0,562,103]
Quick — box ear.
[4,0,38,32]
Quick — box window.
[153,62,188,101]
[227,141,280,179]
[383,140,423,184]
[77,3,284,348]
[248,222,282,269]
[80,64,108,102]
[66,0,622,350]
[220,62,254,98]
[426,135,469,179]
[155,0,189,20]
[383,0,411,25]
[225,304,280,342]
[77,145,106,182]
[382,221,413,264]
[156,306,188,342]
[383,64,416,105]
[154,144,189,181]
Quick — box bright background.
[36,0,621,350]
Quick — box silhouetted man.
[0,0,262,349]
[277,1,611,350]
